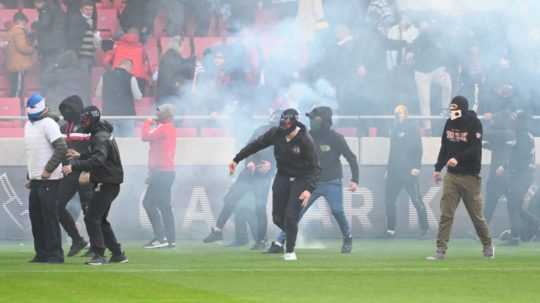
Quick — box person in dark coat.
[66,0,98,71]
[95,58,143,136]
[383,104,428,238]
[63,106,128,265]
[228,109,320,261]
[203,111,281,250]
[33,0,67,92]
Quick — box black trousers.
[29,180,64,261]
[384,174,428,232]
[272,175,307,253]
[216,175,271,242]
[484,174,509,223]
[143,171,176,243]
[57,171,93,243]
[84,183,122,257]
[233,204,257,243]
[507,173,534,239]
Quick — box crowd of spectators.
[0,0,539,136]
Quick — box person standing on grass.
[141,104,177,249]
[63,106,128,265]
[203,110,280,250]
[24,93,68,263]
[428,96,494,260]
[266,106,358,254]
[229,109,320,261]
[383,104,428,239]
[57,95,92,257]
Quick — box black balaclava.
[59,95,84,123]
[80,106,101,133]
[279,108,299,135]
[307,106,332,132]
[449,96,469,121]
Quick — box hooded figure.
[229,108,320,261]
[64,105,127,265]
[56,95,93,257]
[266,105,359,254]
[430,96,493,260]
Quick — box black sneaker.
[203,227,223,243]
[143,239,168,249]
[85,255,108,266]
[265,241,284,254]
[251,240,267,251]
[341,236,352,254]
[109,252,128,264]
[68,240,89,257]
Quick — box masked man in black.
[229,109,320,261]
[63,106,127,265]
[267,106,359,254]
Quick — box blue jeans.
[276,179,351,243]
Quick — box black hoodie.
[233,123,320,192]
[483,109,515,175]
[435,110,483,175]
[71,121,124,184]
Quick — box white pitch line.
[1,267,540,274]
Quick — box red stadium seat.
[97,9,118,34]
[200,128,230,137]
[335,128,358,137]
[0,127,23,137]
[176,127,197,137]
[0,97,22,128]
[134,97,155,116]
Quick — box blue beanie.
[26,93,46,122]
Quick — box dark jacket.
[43,51,90,110]
[412,30,446,73]
[33,2,66,54]
[119,0,159,33]
[102,68,136,115]
[233,123,320,192]
[435,111,483,175]
[387,120,422,178]
[66,11,95,57]
[483,110,516,175]
[71,120,124,184]
[157,49,187,100]
[310,128,359,183]
[506,130,535,177]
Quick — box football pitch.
[0,240,538,303]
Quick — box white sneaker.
[284,252,297,261]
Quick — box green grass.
[0,240,539,303]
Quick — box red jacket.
[105,32,150,80]
[142,120,176,171]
